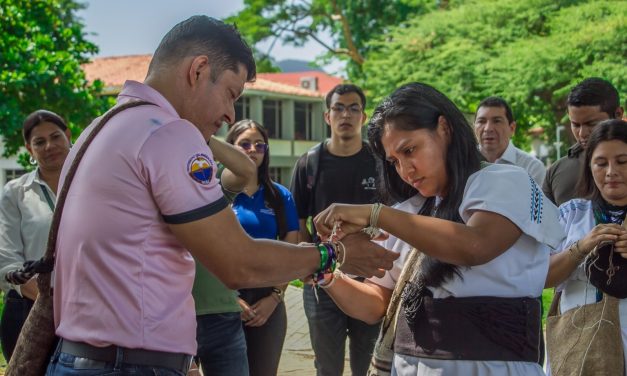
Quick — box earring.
[29,156,37,165]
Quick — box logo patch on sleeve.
[187,153,214,185]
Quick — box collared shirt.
[372,164,564,298]
[54,80,227,355]
[0,169,56,295]
[542,143,585,206]
[493,141,546,186]
[370,164,564,376]
[554,199,627,361]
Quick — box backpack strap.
[305,140,326,217]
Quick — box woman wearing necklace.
[0,110,71,361]
[545,119,627,374]
[224,119,299,376]
[312,83,565,376]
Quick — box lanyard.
[39,183,55,211]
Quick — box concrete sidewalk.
[278,285,350,376]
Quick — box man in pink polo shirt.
[44,16,397,376]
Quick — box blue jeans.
[196,312,249,376]
[304,285,380,376]
[45,341,186,376]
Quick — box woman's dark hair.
[369,83,482,306]
[367,82,482,223]
[226,120,288,239]
[577,119,627,202]
[22,110,68,142]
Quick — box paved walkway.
[278,285,350,375]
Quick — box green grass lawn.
[542,288,555,325]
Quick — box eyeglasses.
[330,104,363,115]
[237,141,268,153]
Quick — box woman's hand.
[612,227,627,259]
[314,204,373,238]
[238,298,257,322]
[580,223,626,256]
[244,296,278,327]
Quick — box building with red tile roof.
[82,55,343,98]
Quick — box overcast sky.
[77,0,333,68]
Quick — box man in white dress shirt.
[474,96,546,185]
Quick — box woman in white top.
[0,110,71,360]
[545,119,627,373]
[313,83,564,376]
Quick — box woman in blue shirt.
[225,120,299,376]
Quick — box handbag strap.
[37,100,154,294]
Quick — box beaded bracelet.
[567,240,588,263]
[316,243,329,272]
[312,242,338,284]
[363,203,383,238]
[335,240,346,267]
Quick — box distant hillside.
[277,59,324,73]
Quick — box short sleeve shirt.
[543,144,585,206]
[54,81,227,355]
[371,164,565,299]
[232,183,299,239]
[290,141,378,219]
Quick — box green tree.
[360,0,626,151]
[0,0,111,163]
[226,0,442,76]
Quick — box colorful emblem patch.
[187,154,214,185]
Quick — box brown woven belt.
[60,339,192,373]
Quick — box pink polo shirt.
[53,81,227,355]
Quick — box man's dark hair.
[476,96,514,124]
[577,119,627,201]
[567,78,620,118]
[325,84,366,109]
[149,15,256,82]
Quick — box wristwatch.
[272,287,284,302]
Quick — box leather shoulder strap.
[43,100,155,263]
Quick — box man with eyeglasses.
[290,84,380,376]
[543,77,624,206]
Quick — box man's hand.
[339,233,398,278]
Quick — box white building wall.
[0,138,25,185]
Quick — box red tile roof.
[82,55,343,98]
[257,71,343,95]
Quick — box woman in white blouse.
[0,110,71,360]
[545,119,627,373]
[312,83,564,376]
